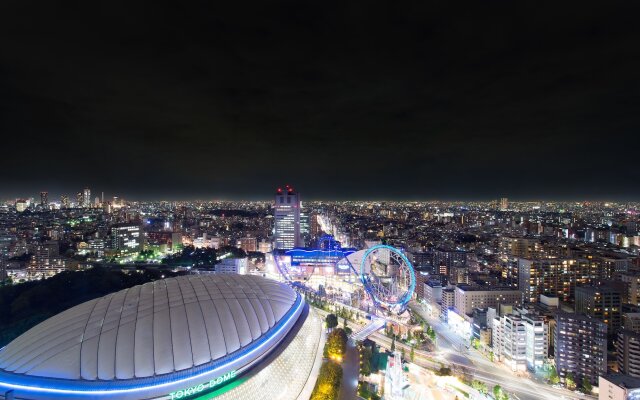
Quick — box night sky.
[1,2,639,201]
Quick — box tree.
[311,361,343,400]
[493,385,503,400]
[410,345,415,362]
[391,336,396,352]
[582,377,593,394]
[471,380,488,394]
[343,316,348,329]
[565,372,576,390]
[326,328,348,360]
[548,365,559,384]
[325,314,338,330]
[361,347,373,376]
[426,326,436,341]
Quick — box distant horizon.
[2,191,640,204]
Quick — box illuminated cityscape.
[1,2,639,400]
[1,194,639,399]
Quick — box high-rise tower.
[83,187,91,208]
[273,185,301,250]
[499,197,509,211]
[40,191,48,207]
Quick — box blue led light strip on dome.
[0,293,304,398]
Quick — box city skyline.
[4,188,640,203]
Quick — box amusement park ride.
[272,237,416,397]
[271,236,416,317]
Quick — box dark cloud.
[1,1,639,200]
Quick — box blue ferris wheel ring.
[359,244,416,311]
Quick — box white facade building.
[216,257,248,275]
[492,309,548,371]
[599,375,640,400]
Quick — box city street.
[409,301,595,400]
[338,338,360,400]
[404,363,460,400]
[311,301,596,400]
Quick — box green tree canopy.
[566,372,576,390]
[582,377,593,394]
[311,361,343,400]
[326,328,348,359]
[325,314,338,330]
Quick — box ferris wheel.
[359,245,416,314]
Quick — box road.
[405,363,459,400]
[338,338,360,400]
[409,301,595,400]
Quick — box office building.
[414,271,430,299]
[492,309,548,371]
[39,191,48,207]
[273,186,301,250]
[433,248,467,284]
[518,258,608,303]
[598,374,640,400]
[83,187,91,208]
[15,199,28,212]
[258,240,272,254]
[216,257,248,275]
[441,288,455,322]
[617,330,640,377]
[454,284,522,316]
[623,313,640,332]
[238,237,258,252]
[621,273,640,305]
[500,237,542,258]
[575,284,623,338]
[111,224,142,254]
[555,313,607,386]
[27,241,65,279]
[500,197,509,211]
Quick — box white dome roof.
[0,274,297,381]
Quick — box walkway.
[338,338,360,400]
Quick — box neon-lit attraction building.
[273,234,357,278]
[0,275,323,400]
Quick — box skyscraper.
[83,187,91,208]
[60,195,69,209]
[40,191,48,207]
[575,284,623,339]
[500,197,509,211]
[273,185,301,250]
[555,312,607,386]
